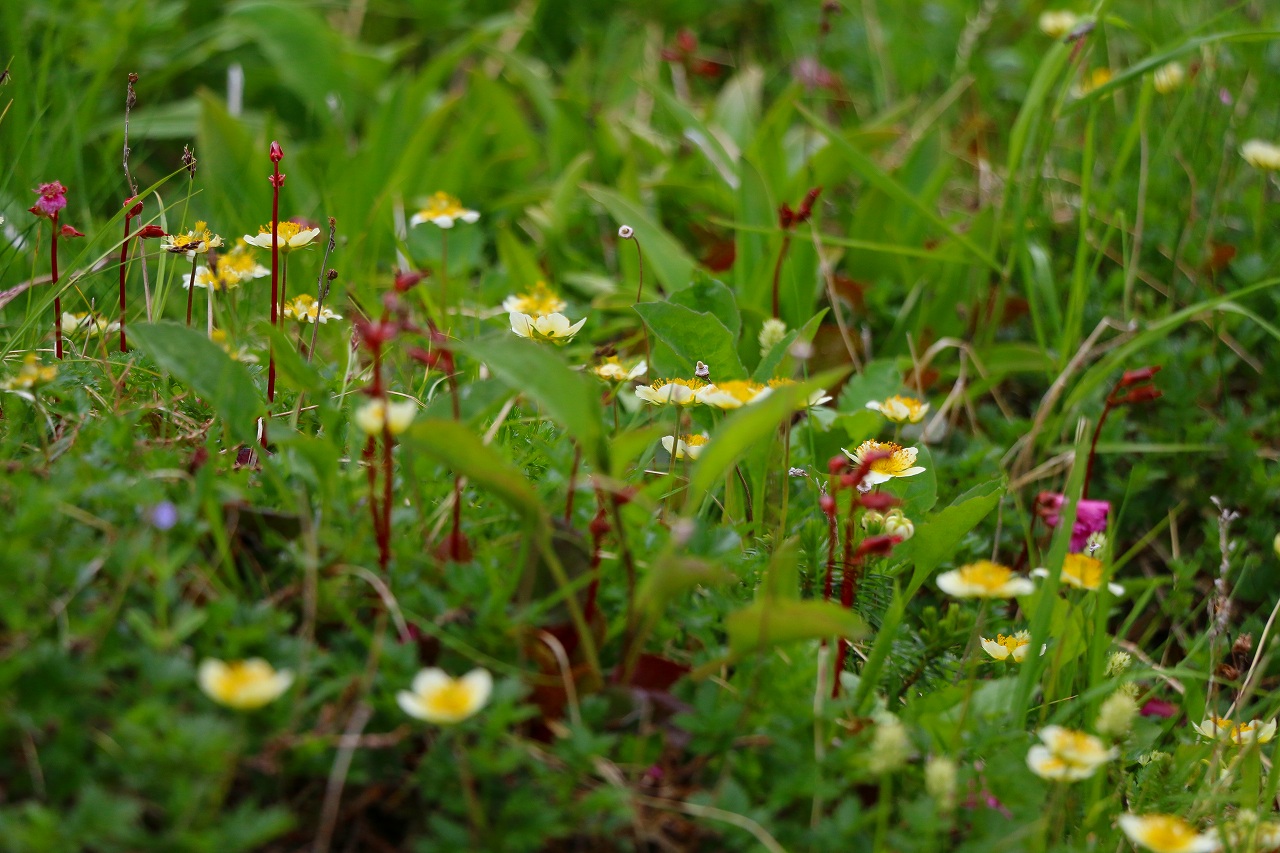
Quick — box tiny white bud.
[618,225,634,239]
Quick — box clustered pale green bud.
[1105,651,1132,678]
[865,713,912,774]
[758,318,788,356]
[924,756,958,811]
[1095,691,1139,739]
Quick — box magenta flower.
[1036,492,1110,552]
[29,181,68,218]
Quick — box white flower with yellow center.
[283,293,342,324]
[661,433,709,460]
[162,221,224,257]
[1118,814,1219,853]
[1038,10,1080,38]
[197,658,293,710]
[61,311,119,337]
[763,377,832,409]
[502,281,566,317]
[354,398,417,436]
[635,378,706,406]
[980,631,1033,663]
[1032,553,1123,595]
[243,221,322,253]
[1192,716,1277,746]
[865,394,930,424]
[409,191,480,229]
[696,379,768,409]
[592,356,647,383]
[191,242,270,291]
[397,667,492,724]
[1241,140,1280,172]
[842,439,926,485]
[1153,62,1186,94]
[1026,726,1117,781]
[509,311,586,344]
[936,560,1035,599]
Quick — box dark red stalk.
[381,420,394,571]
[118,207,135,352]
[770,234,791,319]
[266,141,284,409]
[51,212,62,359]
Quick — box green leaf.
[455,335,607,470]
[725,599,866,658]
[669,273,741,339]
[253,320,327,396]
[634,302,746,380]
[754,310,825,382]
[130,321,264,446]
[582,183,697,293]
[402,418,545,525]
[883,444,937,517]
[898,478,1004,598]
[636,557,734,620]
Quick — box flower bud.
[270,140,284,163]
[1105,651,1132,677]
[861,510,885,531]
[618,224,634,239]
[882,509,914,541]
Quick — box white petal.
[509,312,534,338]
[397,690,429,720]
[411,667,452,696]
[459,669,493,711]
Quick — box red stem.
[770,233,792,320]
[51,213,62,359]
[380,422,394,571]
[119,213,133,352]
[267,164,281,404]
[1083,388,1121,500]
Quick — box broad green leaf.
[456,335,607,470]
[402,418,545,524]
[669,273,741,339]
[883,444,937,517]
[582,183,697,293]
[725,599,865,659]
[130,321,263,446]
[899,478,1004,598]
[634,302,745,380]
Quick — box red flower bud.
[858,492,900,510]
[270,140,284,163]
[588,508,611,539]
[827,456,848,476]
[819,494,837,516]
[269,173,286,188]
[1121,386,1163,405]
[1120,365,1161,387]
[123,196,144,217]
[135,225,168,239]
[394,270,427,292]
[856,534,901,559]
[674,29,697,54]
[59,224,85,238]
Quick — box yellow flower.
[766,377,832,408]
[1026,726,1117,781]
[354,398,417,436]
[502,281,566,317]
[397,667,492,724]
[841,439,926,485]
[1241,140,1280,172]
[1033,553,1124,595]
[509,311,586,344]
[1153,62,1186,94]
[865,394,929,423]
[936,560,1035,599]
[696,380,768,409]
[197,658,293,710]
[162,221,224,257]
[243,221,321,253]
[1038,10,1080,38]
[1072,68,1113,98]
[634,378,706,406]
[283,293,342,324]
[661,433,709,460]
[409,191,480,229]
[592,356,647,383]
[1192,716,1277,745]
[1,353,58,391]
[1117,814,1219,853]
[981,631,1033,663]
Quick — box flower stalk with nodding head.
[266,141,285,429]
[29,181,71,359]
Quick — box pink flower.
[1139,698,1178,719]
[1036,492,1110,552]
[30,181,68,218]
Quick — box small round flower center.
[961,561,1015,590]
[425,680,476,716]
[1062,554,1104,589]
